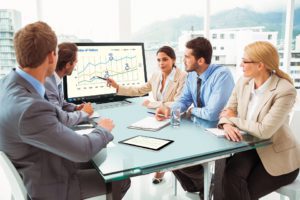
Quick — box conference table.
[91,98,271,200]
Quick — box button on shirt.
[172,64,235,121]
[246,75,272,121]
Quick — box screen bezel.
[63,42,148,104]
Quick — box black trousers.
[173,159,226,200]
[223,150,299,200]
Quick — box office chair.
[275,109,300,200]
[0,151,28,200]
[275,173,300,200]
[0,151,106,200]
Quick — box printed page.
[128,116,170,131]
[75,128,115,147]
[75,128,95,135]
[205,128,246,137]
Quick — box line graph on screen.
[76,54,141,86]
[66,45,147,98]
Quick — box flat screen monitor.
[63,43,147,104]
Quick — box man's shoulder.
[45,74,55,84]
[1,85,50,121]
[45,75,56,90]
[210,64,231,74]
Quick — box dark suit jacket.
[45,74,88,126]
[0,70,113,200]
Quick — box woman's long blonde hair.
[244,41,293,84]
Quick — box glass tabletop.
[92,98,271,182]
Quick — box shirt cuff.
[191,107,201,118]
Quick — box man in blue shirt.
[156,37,234,199]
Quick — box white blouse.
[156,68,176,101]
[246,75,272,121]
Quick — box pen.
[148,111,185,117]
[93,76,107,81]
[147,111,167,118]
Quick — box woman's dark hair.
[156,46,176,68]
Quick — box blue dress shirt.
[173,64,234,121]
[15,67,46,98]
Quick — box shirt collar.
[251,74,273,95]
[198,64,213,81]
[168,67,176,81]
[15,67,45,98]
[54,71,62,86]
[160,67,176,82]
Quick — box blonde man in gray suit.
[219,41,300,199]
[45,42,94,127]
[0,21,130,200]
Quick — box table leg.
[106,182,112,200]
[203,161,215,200]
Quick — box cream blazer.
[118,67,187,109]
[219,74,300,176]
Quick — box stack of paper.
[75,128,95,135]
[205,128,246,137]
[128,116,170,131]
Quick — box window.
[0,0,298,87]
[291,62,300,66]
[292,53,300,58]
[268,34,272,40]
[210,0,287,81]
[131,0,204,75]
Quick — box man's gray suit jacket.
[0,70,113,200]
[45,74,88,126]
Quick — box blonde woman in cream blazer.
[218,41,300,200]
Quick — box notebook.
[75,128,115,147]
[205,128,247,137]
[128,116,170,131]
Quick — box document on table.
[119,135,173,150]
[75,128,115,147]
[128,116,170,131]
[75,128,95,135]
[89,111,100,119]
[205,128,246,137]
